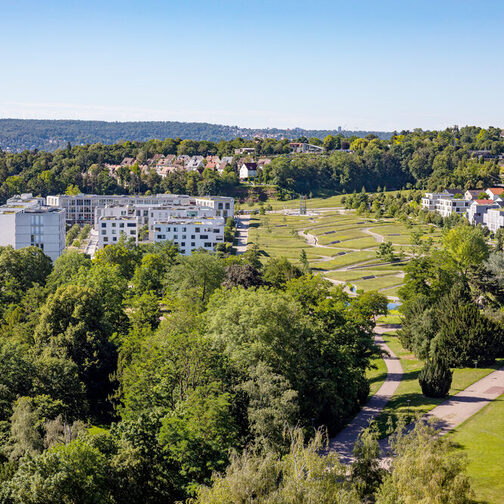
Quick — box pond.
[387,302,402,310]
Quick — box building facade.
[0,201,66,261]
[152,217,225,255]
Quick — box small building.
[186,156,205,171]
[485,187,504,201]
[152,217,225,255]
[464,189,484,201]
[234,147,256,155]
[467,199,500,225]
[239,162,258,179]
[289,142,324,154]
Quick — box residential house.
[467,199,500,225]
[98,215,139,248]
[239,162,258,179]
[485,187,504,201]
[464,189,484,200]
[234,148,256,155]
[186,156,205,172]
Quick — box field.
[450,395,504,504]
[246,200,442,299]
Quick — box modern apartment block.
[152,217,225,255]
[0,195,66,261]
[484,208,504,233]
[97,215,139,248]
[435,197,471,218]
[47,193,234,225]
[421,192,452,211]
[467,200,500,225]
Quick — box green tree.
[418,356,452,398]
[443,224,489,274]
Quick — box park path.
[426,366,504,434]
[329,326,403,464]
[235,216,250,254]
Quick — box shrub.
[418,357,452,398]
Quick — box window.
[120,223,125,228]
[191,242,195,247]
[181,242,185,247]
[103,237,108,243]
[204,242,212,248]
[112,223,116,227]
[200,235,208,239]
[127,223,136,227]
[101,230,106,235]
[195,227,200,233]
[113,237,117,242]
[191,235,195,239]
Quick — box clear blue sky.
[1,0,503,131]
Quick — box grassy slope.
[449,395,504,504]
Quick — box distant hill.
[0,119,392,152]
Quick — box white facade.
[47,194,194,224]
[467,200,500,225]
[485,188,504,201]
[48,193,234,225]
[484,208,504,233]
[239,163,257,179]
[435,198,470,218]
[152,217,225,255]
[98,216,139,248]
[0,202,65,261]
[421,192,451,211]
[195,196,234,219]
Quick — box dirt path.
[329,325,403,464]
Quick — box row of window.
[101,222,137,228]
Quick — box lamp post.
[474,360,478,379]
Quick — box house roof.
[242,162,257,169]
[487,187,504,195]
[474,199,495,205]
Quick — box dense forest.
[0,119,390,152]
[0,126,502,203]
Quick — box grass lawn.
[374,332,504,437]
[352,274,404,292]
[379,310,403,324]
[367,357,388,397]
[450,395,504,504]
[311,251,378,270]
[331,236,380,249]
[379,284,403,298]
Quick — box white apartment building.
[435,197,471,218]
[421,191,452,211]
[0,201,65,261]
[47,194,194,225]
[195,196,234,219]
[467,200,500,225]
[47,193,234,225]
[484,208,504,233]
[98,215,139,248]
[152,217,225,255]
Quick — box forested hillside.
[0,119,390,152]
[0,126,502,203]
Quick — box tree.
[262,257,302,288]
[376,241,396,262]
[239,362,298,453]
[443,224,489,273]
[158,383,239,491]
[1,441,113,504]
[165,251,225,306]
[375,421,472,503]
[355,291,388,321]
[351,425,385,499]
[34,285,116,420]
[418,356,453,398]
[299,249,310,273]
[222,263,263,289]
[192,428,359,504]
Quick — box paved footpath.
[329,326,403,463]
[235,216,250,254]
[426,366,504,434]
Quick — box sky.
[0,0,503,131]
